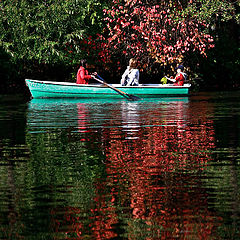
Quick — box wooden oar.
[92,75,140,101]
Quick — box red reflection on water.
[100,101,219,239]
[51,206,84,239]
[77,103,89,136]
[52,101,222,239]
[89,187,118,240]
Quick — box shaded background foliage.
[0,0,239,94]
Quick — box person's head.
[176,65,184,73]
[129,58,138,70]
[80,59,88,68]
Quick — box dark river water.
[0,92,239,240]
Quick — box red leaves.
[97,1,215,68]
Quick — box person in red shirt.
[76,59,97,84]
[167,65,187,86]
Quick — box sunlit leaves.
[0,0,107,65]
[186,0,239,24]
[99,0,237,69]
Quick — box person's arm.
[121,68,128,85]
[76,69,81,84]
[80,68,92,80]
[134,70,140,85]
[137,69,139,79]
[165,76,176,82]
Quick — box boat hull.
[25,79,191,99]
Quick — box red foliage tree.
[101,0,215,69]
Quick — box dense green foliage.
[0,0,107,92]
[182,0,240,89]
[0,0,239,93]
[1,0,106,64]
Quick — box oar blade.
[127,94,141,101]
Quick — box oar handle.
[165,76,176,82]
[96,75,127,95]
[95,75,127,95]
[92,75,140,101]
[96,74,105,82]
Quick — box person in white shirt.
[121,58,139,86]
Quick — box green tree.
[183,0,240,89]
[0,0,107,90]
[0,0,107,65]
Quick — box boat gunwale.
[25,79,191,89]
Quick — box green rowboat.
[25,79,191,99]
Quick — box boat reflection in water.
[26,97,220,239]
